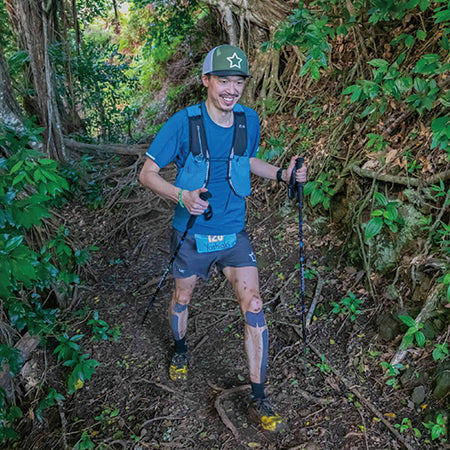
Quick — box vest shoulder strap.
[187,105,207,157]
[232,111,247,157]
[186,104,248,157]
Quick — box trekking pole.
[141,191,212,324]
[288,158,307,367]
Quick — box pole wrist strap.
[276,167,286,183]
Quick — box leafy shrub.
[304,173,335,210]
[0,124,98,441]
[364,192,404,241]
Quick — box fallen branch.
[214,384,250,441]
[390,282,444,367]
[288,323,416,450]
[265,269,300,306]
[306,273,325,328]
[57,399,68,450]
[350,164,450,187]
[63,138,148,155]
[308,341,416,450]
[136,275,172,293]
[140,415,185,430]
[132,378,183,396]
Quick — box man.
[139,44,306,432]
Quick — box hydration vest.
[173,103,252,198]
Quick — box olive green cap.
[202,45,250,77]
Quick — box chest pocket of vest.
[174,152,208,191]
[229,154,251,197]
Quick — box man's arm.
[250,156,307,183]
[139,158,209,215]
[139,158,180,203]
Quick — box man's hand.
[286,156,307,183]
[181,188,210,215]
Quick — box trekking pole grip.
[186,191,212,229]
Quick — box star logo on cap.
[227,52,242,69]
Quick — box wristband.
[178,189,185,208]
[276,168,286,183]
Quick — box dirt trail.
[18,177,425,449]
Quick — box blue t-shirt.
[146,102,260,234]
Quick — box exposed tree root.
[213,384,250,441]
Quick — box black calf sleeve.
[174,337,188,354]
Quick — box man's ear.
[201,74,209,88]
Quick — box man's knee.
[245,296,265,327]
[173,277,196,306]
[173,291,191,306]
[248,296,263,313]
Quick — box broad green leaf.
[311,63,320,81]
[39,159,57,167]
[434,9,450,24]
[386,203,399,221]
[12,172,27,186]
[10,160,23,174]
[310,189,324,206]
[405,35,415,48]
[364,217,383,241]
[4,235,24,253]
[351,87,363,103]
[342,85,358,95]
[415,331,426,347]
[374,192,388,206]
[419,0,430,11]
[431,424,442,440]
[401,334,414,349]
[368,59,389,69]
[416,30,427,40]
[8,405,23,420]
[398,315,416,327]
[303,181,316,195]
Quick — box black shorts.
[170,229,257,280]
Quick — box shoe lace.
[172,352,188,367]
[255,397,275,416]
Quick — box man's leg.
[223,266,285,431]
[169,275,196,381]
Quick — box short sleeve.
[145,109,189,169]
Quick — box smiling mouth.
[221,95,238,104]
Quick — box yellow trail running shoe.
[169,352,188,381]
[249,396,287,432]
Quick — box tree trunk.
[5,0,67,161]
[203,0,297,109]
[112,0,121,34]
[71,0,81,52]
[0,43,23,137]
[205,0,291,32]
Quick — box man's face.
[202,74,246,112]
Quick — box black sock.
[251,382,265,399]
[174,337,187,354]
